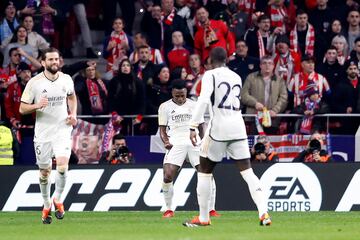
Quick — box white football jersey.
[158,99,203,145]
[21,72,74,142]
[191,66,247,141]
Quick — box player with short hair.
[158,79,219,218]
[19,47,77,224]
[183,47,271,227]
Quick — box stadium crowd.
[0,0,359,164]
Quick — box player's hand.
[164,141,173,150]
[190,130,197,146]
[66,114,78,126]
[37,96,48,109]
[11,120,21,129]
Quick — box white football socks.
[162,182,174,211]
[39,174,51,209]
[197,172,212,222]
[240,168,268,218]
[209,176,216,211]
[53,170,67,203]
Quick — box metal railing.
[77,113,360,136]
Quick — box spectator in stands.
[290,9,315,57]
[293,81,329,134]
[133,45,159,95]
[102,0,135,35]
[72,1,98,58]
[74,64,109,124]
[293,132,332,162]
[2,26,40,68]
[146,66,171,134]
[244,14,272,60]
[332,61,359,134]
[170,66,187,81]
[103,17,133,79]
[108,59,145,135]
[316,46,344,89]
[251,135,279,163]
[99,133,133,164]
[174,0,195,37]
[288,55,330,108]
[0,1,19,44]
[14,0,57,40]
[141,1,192,58]
[21,15,49,58]
[167,31,190,71]
[273,34,302,85]
[241,55,288,134]
[309,0,335,64]
[185,53,204,98]
[228,39,259,85]
[4,62,35,164]
[268,0,288,33]
[59,55,96,77]
[349,36,360,71]
[345,8,360,52]
[4,62,34,130]
[129,32,163,65]
[331,34,349,65]
[194,6,235,62]
[1,47,40,84]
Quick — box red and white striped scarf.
[86,78,108,114]
[288,72,329,107]
[290,23,315,57]
[238,0,256,15]
[270,4,287,32]
[162,8,176,25]
[106,31,129,72]
[257,31,269,58]
[273,50,297,85]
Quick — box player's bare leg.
[53,156,69,220]
[235,159,271,226]
[183,157,216,227]
[162,163,179,218]
[39,167,52,224]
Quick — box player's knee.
[163,173,174,183]
[39,168,51,184]
[56,164,68,174]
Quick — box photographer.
[99,134,133,165]
[293,132,332,163]
[251,135,279,163]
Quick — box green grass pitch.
[0,211,359,240]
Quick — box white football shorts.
[34,134,72,169]
[163,144,200,168]
[200,134,251,162]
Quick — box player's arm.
[190,72,213,128]
[66,93,77,126]
[159,125,172,150]
[19,99,47,115]
[198,122,205,139]
[190,72,213,146]
[158,103,172,150]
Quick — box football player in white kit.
[20,48,77,224]
[183,47,271,227]
[158,79,219,218]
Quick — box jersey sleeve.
[158,103,168,126]
[20,79,35,104]
[66,75,75,96]
[190,71,214,127]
